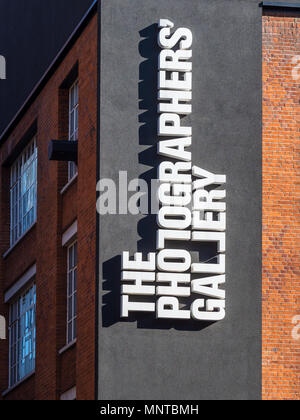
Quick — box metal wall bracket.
[48,140,78,163]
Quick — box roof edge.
[260,1,300,9]
[0,0,98,146]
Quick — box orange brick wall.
[0,13,97,400]
[262,10,300,401]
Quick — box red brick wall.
[74,14,97,401]
[0,13,97,400]
[262,10,300,401]
[4,375,35,401]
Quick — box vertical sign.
[121,19,227,321]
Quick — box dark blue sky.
[0,0,94,135]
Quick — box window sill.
[2,371,35,397]
[59,339,77,355]
[2,222,37,260]
[60,174,78,195]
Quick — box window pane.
[67,242,77,344]
[74,83,78,105]
[10,139,37,246]
[70,112,75,138]
[73,269,77,292]
[74,292,77,318]
[74,108,78,133]
[9,284,36,388]
[69,249,73,271]
[73,319,77,341]
[68,81,78,181]
[68,272,73,295]
[68,298,73,322]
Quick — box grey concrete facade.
[98,0,262,400]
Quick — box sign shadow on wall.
[102,24,216,332]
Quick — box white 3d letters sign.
[121,20,227,322]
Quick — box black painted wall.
[98,0,262,400]
[0,0,94,135]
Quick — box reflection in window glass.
[9,284,36,387]
[10,139,37,246]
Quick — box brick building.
[0,0,299,401]
[0,2,98,400]
[262,5,300,400]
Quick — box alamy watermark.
[292,56,300,81]
[0,55,6,80]
[97,172,160,216]
[96,171,210,216]
[0,315,6,340]
[292,316,300,341]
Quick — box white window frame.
[60,386,76,401]
[8,283,36,388]
[68,80,78,181]
[67,241,77,344]
[10,138,37,247]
